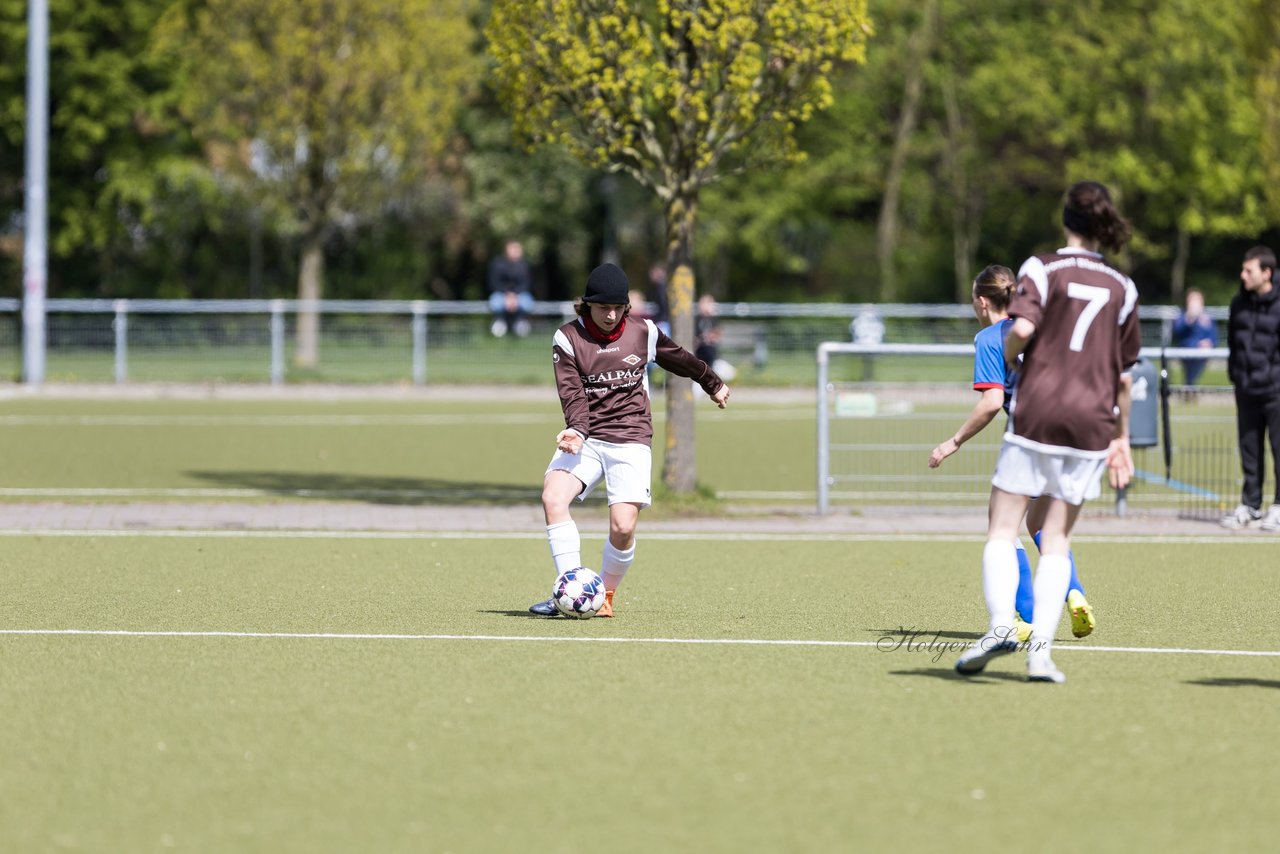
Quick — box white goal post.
[815,342,1231,514]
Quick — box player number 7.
[1066,282,1110,352]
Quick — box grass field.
[0,390,1274,851]
[2,533,1278,852]
[0,390,1244,514]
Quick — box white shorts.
[546,438,653,507]
[991,440,1108,506]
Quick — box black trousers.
[1235,389,1280,509]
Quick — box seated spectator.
[488,240,534,337]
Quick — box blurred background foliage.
[1,0,1278,306]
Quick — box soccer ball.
[553,567,606,618]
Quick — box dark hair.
[972,265,1016,309]
[574,300,631,319]
[1063,181,1131,252]
[1244,245,1276,275]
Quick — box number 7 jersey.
[1006,247,1142,456]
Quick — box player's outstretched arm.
[929,387,1004,468]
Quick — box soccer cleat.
[1013,614,1033,644]
[1259,504,1280,532]
[596,590,615,618]
[955,635,1019,675]
[1067,590,1095,638]
[528,597,559,616]
[1219,504,1262,530]
[1027,653,1066,684]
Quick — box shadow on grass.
[186,470,539,506]
[1185,677,1280,690]
[888,667,1025,683]
[870,627,980,641]
[477,609,554,620]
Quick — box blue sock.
[1032,530,1084,597]
[1014,543,1035,622]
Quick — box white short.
[991,440,1108,506]
[546,438,653,507]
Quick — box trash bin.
[1129,357,1159,449]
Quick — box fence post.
[112,299,128,384]
[270,300,285,385]
[817,343,831,514]
[411,300,427,385]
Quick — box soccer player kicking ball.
[929,265,1095,642]
[955,181,1139,683]
[529,263,730,617]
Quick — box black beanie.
[583,263,630,305]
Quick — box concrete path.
[0,500,1268,539]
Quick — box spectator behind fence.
[851,305,885,346]
[1171,287,1217,388]
[695,294,736,382]
[488,239,534,338]
[1219,246,1280,531]
[647,263,671,335]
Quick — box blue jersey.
[973,319,1016,413]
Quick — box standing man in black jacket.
[1221,246,1280,531]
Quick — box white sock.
[600,541,635,592]
[1031,553,1073,650]
[982,540,1019,639]
[546,521,581,576]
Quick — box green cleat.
[1013,613,1033,644]
[1067,590,1095,638]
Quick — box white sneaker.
[955,633,1019,675]
[1219,504,1262,530]
[1027,652,1066,684]
[1260,504,1280,532]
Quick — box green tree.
[0,0,190,296]
[1010,0,1267,298]
[153,0,478,366]
[1246,0,1280,222]
[487,0,870,491]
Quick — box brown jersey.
[552,317,724,446]
[1007,248,1141,455]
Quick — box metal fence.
[0,297,1231,387]
[815,343,1240,516]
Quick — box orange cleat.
[596,590,615,618]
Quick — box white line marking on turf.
[1,628,1276,657]
[0,528,1271,545]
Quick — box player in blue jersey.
[929,264,1094,641]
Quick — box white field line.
[0,528,1271,545]
[0,628,1276,658]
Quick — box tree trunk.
[295,234,324,368]
[662,193,699,493]
[876,0,937,302]
[1170,227,1190,304]
[940,70,979,302]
